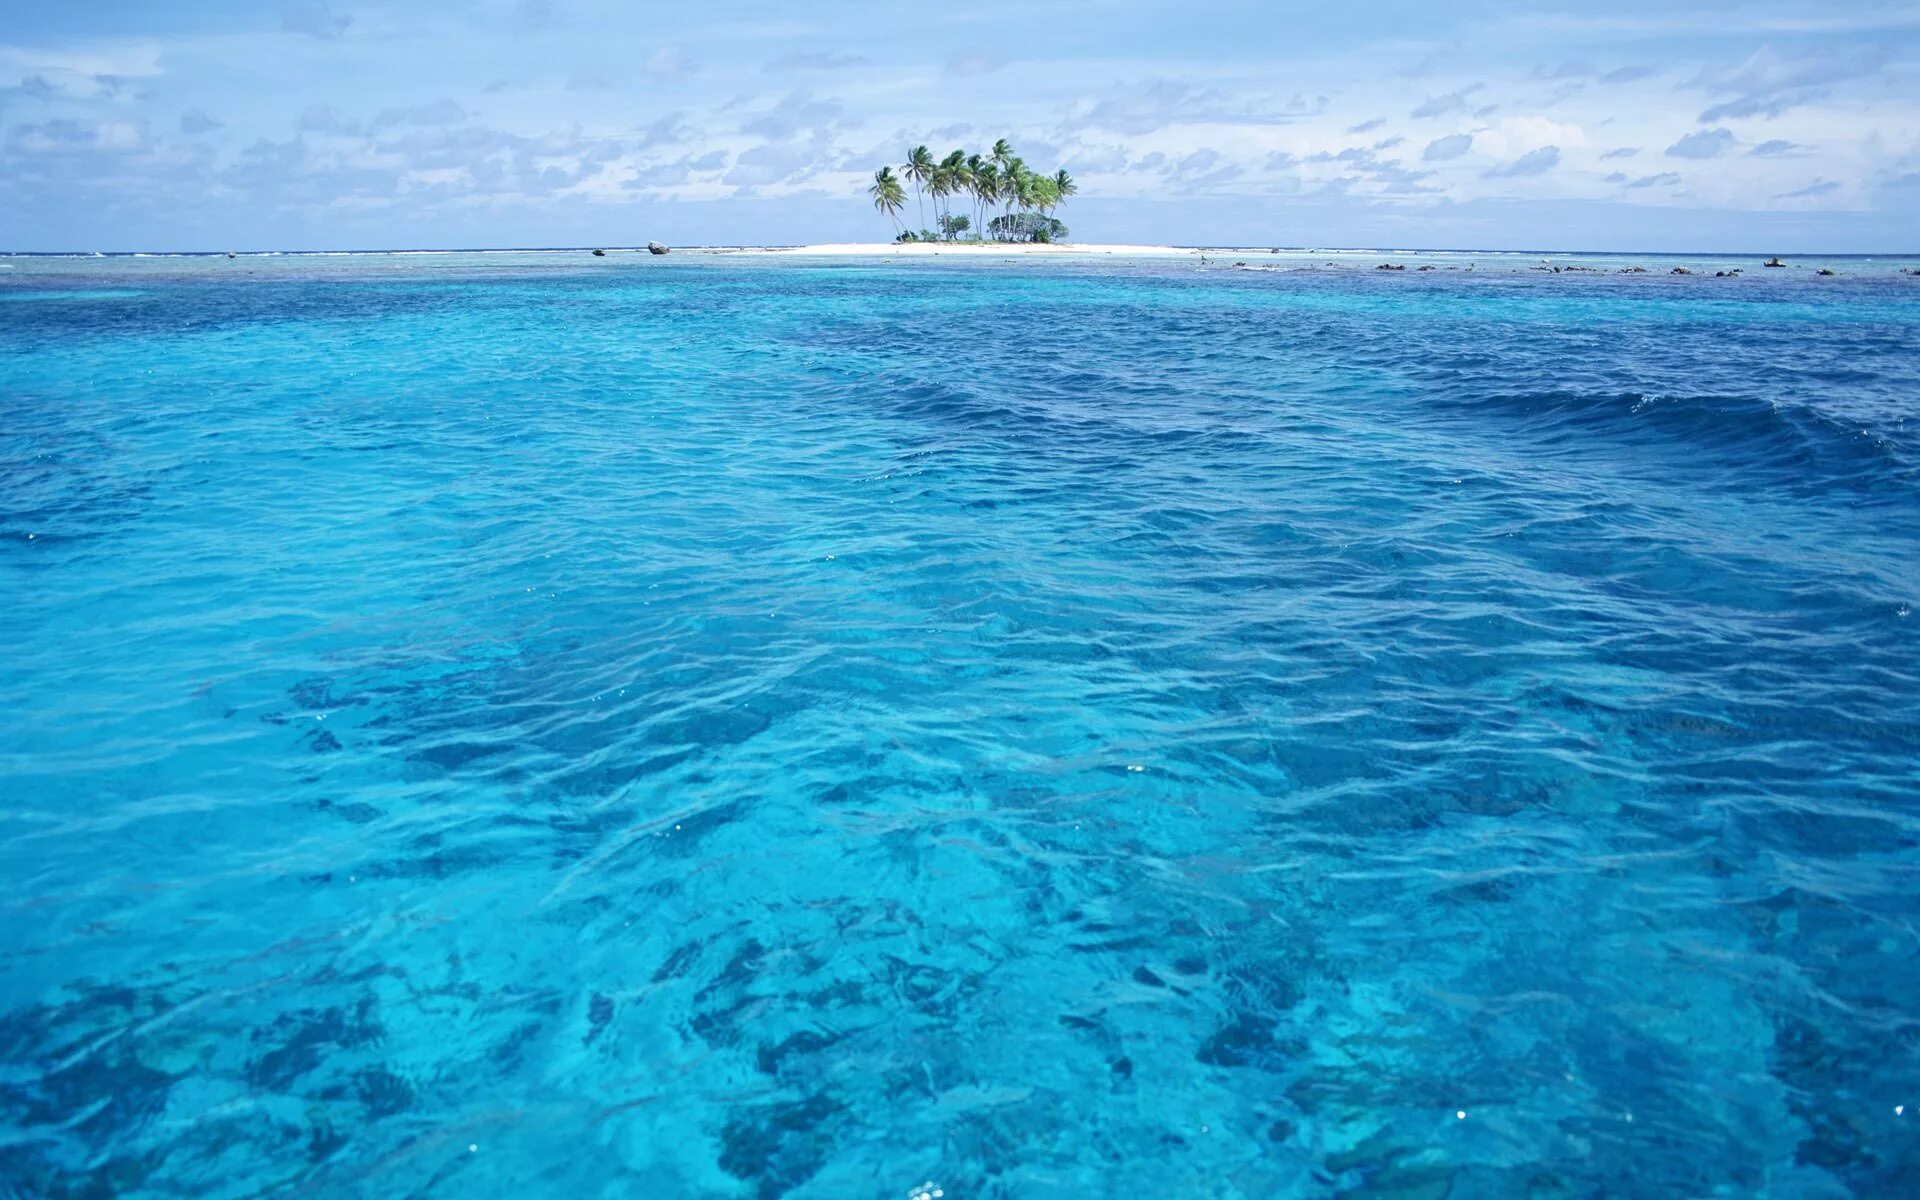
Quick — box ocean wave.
[1414,386,1915,497]
[2,257,1917,1199]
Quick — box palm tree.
[1031,175,1060,220]
[933,150,968,237]
[903,146,934,232]
[973,163,998,238]
[928,163,951,230]
[1001,155,1026,229]
[989,141,1014,230]
[862,142,1074,243]
[869,166,906,234]
[1052,169,1076,210]
[965,153,987,236]
[948,154,974,237]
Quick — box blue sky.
[2,0,1916,251]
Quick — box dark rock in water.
[1196,1011,1279,1066]
[1132,965,1167,988]
[1376,263,1406,271]
[591,248,606,256]
[1270,247,1281,254]
[1418,264,1436,271]
[647,241,669,255]
[1620,266,1649,273]
[317,798,380,823]
[354,1067,415,1118]
[584,992,613,1045]
[717,1092,845,1195]
[226,251,236,259]
[1232,260,1246,267]
[1764,257,1786,267]
[1671,267,1694,275]
[1817,267,1837,276]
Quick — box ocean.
[3,250,1918,1197]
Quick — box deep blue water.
[3,252,1918,1198]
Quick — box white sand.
[727,242,1206,258]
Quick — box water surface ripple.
[3,256,1918,1198]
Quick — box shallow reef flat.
[2,256,1917,1197]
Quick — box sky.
[1,0,1917,251]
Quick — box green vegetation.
[868,166,907,234]
[873,141,1075,243]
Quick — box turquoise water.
[3,253,1918,1198]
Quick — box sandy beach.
[731,242,1205,258]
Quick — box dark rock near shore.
[1376,263,1406,271]
[1764,257,1786,268]
[648,241,669,255]
[1671,267,1694,275]
[1817,268,1837,276]
[591,248,606,256]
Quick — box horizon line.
[6,244,1918,259]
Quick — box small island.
[870,140,1075,244]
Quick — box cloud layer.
[2,0,1916,250]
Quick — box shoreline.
[5,246,1916,281]
[726,242,1203,258]
[5,243,1915,261]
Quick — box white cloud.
[1473,116,1586,158]
[1777,178,1840,199]
[945,48,1008,76]
[281,4,353,41]
[1484,144,1561,177]
[1667,128,1735,159]
[0,41,164,97]
[643,46,695,83]
[8,118,153,155]
[1693,46,1888,122]
[3,5,1917,247]
[1411,83,1484,119]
